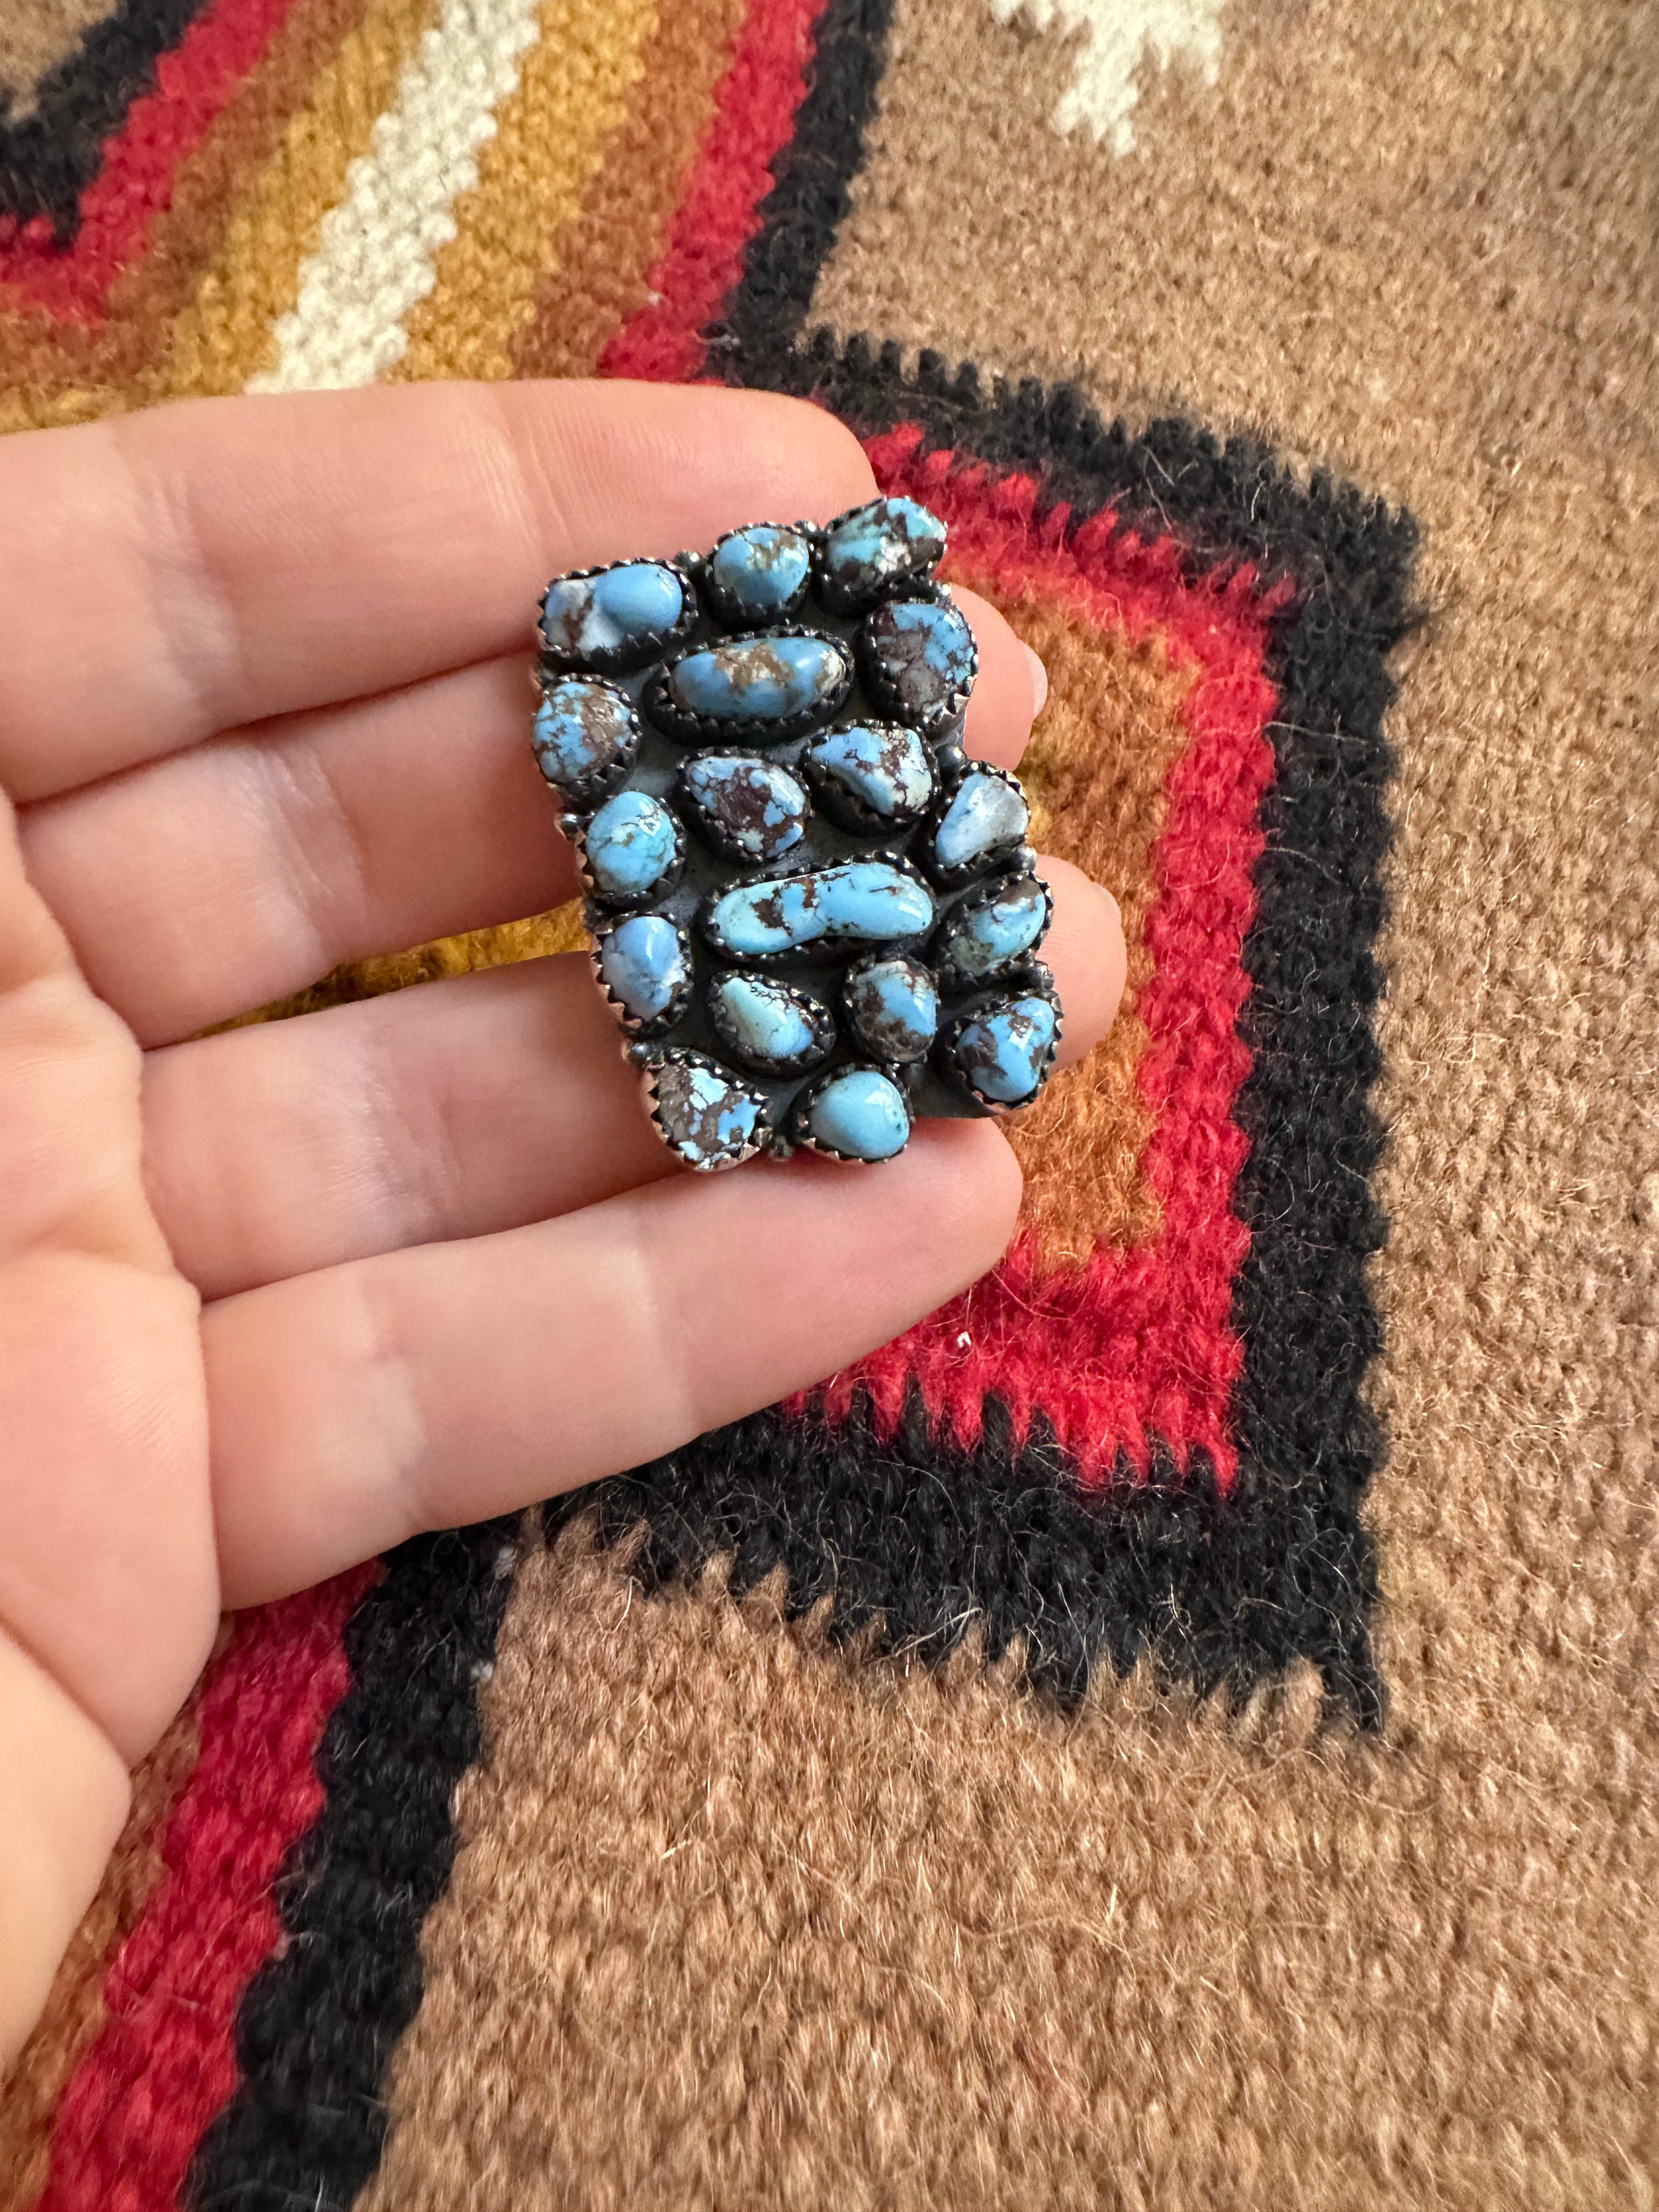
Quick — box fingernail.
[1023,642,1048,720]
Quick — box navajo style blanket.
[1,1,1655,2206]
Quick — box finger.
[22,597,1042,1050]
[204,1119,1023,1605]
[0,381,879,803]
[144,857,1123,1300]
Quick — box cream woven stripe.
[247,0,545,391]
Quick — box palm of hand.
[0,381,1122,2063]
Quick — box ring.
[531,496,1062,1171]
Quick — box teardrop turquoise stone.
[860,599,977,729]
[803,1068,912,1161]
[703,861,934,960]
[821,497,946,607]
[532,679,639,801]
[678,754,810,864]
[843,956,939,1062]
[595,914,688,1027]
[949,995,1058,1105]
[935,874,1051,980]
[651,1056,768,1169]
[583,789,681,904]
[932,769,1029,874]
[706,972,834,1076]
[665,634,850,732]
[803,721,935,823]
[707,524,812,619]
[540,561,685,669]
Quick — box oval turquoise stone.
[803,721,935,824]
[595,914,688,1028]
[932,769,1029,875]
[821,496,946,607]
[707,524,812,620]
[679,753,809,864]
[844,955,939,1063]
[706,972,834,1077]
[651,1056,768,1169]
[936,874,1051,980]
[584,789,681,904]
[859,597,977,729]
[703,861,934,960]
[540,560,685,669]
[665,633,850,733]
[803,1068,912,1161]
[950,995,1058,1105]
[532,679,639,802]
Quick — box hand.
[0,382,1125,2063]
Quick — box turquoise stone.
[707,524,812,620]
[949,995,1058,1106]
[651,1056,768,1169]
[820,496,946,608]
[678,753,809,864]
[935,874,1051,980]
[706,972,835,1076]
[802,721,935,826]
[540,561,685,669]
[532,679,639,803]
[663,633,850,734]
[595,913,689,1029]
[859,598,977,730]
[703,860,934,960]
[931,769,1029,877]
[802,1068,912,1161]
[843,955,938,1062]
[583,789,681,905]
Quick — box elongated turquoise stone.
[703,861,934,960]
[665,633,850,732]
[820,497,946,607]
[932,769,1029,876]
[844,955,938,1062]
[583,789,681,904]
[860,598,977,729]
[949,995,1058,1105]
[532,679,639,802]
[706,972,835,1076]
[707,524,812,620]
[678,753,809,863]
[540,561,685,669]
[596,914,688,1028]
[803,721,934,825]
[803,1068,912,1160]
[935,874,1051,980]
[651,1056,768,1169]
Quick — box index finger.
[0,381,879,804]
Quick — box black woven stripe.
[0,0,210,239]
[187,1522,519,2212]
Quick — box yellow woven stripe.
[155,0,441,399]
[392,0,657,385]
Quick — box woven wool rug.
[3,1,1656,2206]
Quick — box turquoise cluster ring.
[531,495,1062,1170]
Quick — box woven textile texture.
[2,1,1656,2206]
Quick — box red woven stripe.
[601,0,826,382]
[35,1563,379,2211]
[0,0,299,325]
[809,428,1284,1491]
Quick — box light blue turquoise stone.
[938,876,1049,978]
[709,525,812,616]
[704,861,933,958]
[804,1068,911,1160]
[933,769,1029,872]
[952,995,1058,1105]
[541,561,684,664]
[532,679,637,794]
[706,972,832,1075]
[844,956,938,1062]
[862,599,976,724]
[667,634,849,730]
[596,914,687,1025]
[679,754,809,862]
[584,789,680,902]
[652,1057,766,1167]
[804,721,934,821]
[822,497,945,602]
